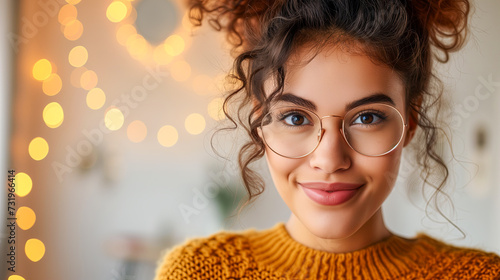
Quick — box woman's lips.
[299,182,364,206]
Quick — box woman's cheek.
[265,149,303,189]
[359,149,403,192]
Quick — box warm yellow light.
[170,60,191,82]
[43,102,64,128]
[192,75,214,95]
[16,207,36,230]
[182,12,193,32]
[208,98,226,120]
[163,35,185,56]
[80,70,98,90]
[29,137,49,161]
[58,4,77,26]
[25,239,45,262]
[185,113,206,135]
[116,24,136,46]
[8,275,26,280]
[70,67,87,88]
[86,88,106,110]
[68,45,88,67]
[32,59,52,81]
[153,45,173,65]
[42,73,62,96]
[63,19,83,41]
[127,120,147,143]
[126,34,149,60]
[104,108,124,131]
[157,125,178,147]
[15,172,32,197]
[65,0,81,5]
[107,1,128,23]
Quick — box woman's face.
[263,45,416,249]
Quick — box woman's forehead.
[278,45,406,113]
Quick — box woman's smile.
[298,182,365,206]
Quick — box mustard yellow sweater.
[154,222,500,279]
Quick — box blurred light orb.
[170,60,191,82]
[8,276,26,280]
[15,172,32,197]
[25,239,45,262]
[32,59,52,81]
[127,120,147,143]
[157,125,178,147]
[43,102,64,128]
[107,1,128,23]
[58,4,77,26]
[164,35,185,56]
[29,137,49,161]
[42,73,62,96]
[80,70,98,90]
[16,207,36,230]
[185,113,206,135]
[86,88,106,110]
[65,0,81,5]
[181,12,193,31]
[153,45,173,65]
[207,98,225,121]
[126,34,149,60]
[68,45,88,67]
[105,108,125,131]
[116,24,137,46]
[63,19,84,41]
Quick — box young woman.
[155,0,500,279]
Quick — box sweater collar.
[247,222,432,279]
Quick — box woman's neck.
[285,208,392,253]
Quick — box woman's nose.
[308,121,352,173]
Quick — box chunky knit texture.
[154,222,500,279]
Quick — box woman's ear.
[403,98,421,147]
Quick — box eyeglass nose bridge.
[316,114,347,143]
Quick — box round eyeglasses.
[260,103,408,158]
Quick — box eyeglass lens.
[260,103,405,158]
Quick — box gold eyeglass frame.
[260,103,409,159]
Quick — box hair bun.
[411,0,470,62]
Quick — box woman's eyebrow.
[276,93,317,110]
[345,93,395,111]
[276,92,395,111]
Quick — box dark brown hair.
[189,0,470,217]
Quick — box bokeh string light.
[104,0,227,147]
[16,3,231,276]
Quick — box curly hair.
[188,0,470,217]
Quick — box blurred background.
[0,0,499,279]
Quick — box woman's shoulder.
[153,224,272,280]
[410,233,500,278]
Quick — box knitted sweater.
[154,222,500,279]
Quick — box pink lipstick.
[299,182,363,206]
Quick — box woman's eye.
[352,113,383,125]
[282,113,311,126]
